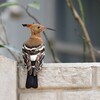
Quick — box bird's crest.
[22,23,56,33]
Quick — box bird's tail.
[26,68,38,88]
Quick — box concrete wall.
[1,55,100,100]
[0,55,17,100]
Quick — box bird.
[22,23,56,88]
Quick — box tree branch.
[0,15,9,44]
[77,0,87,61]
[0,15,22,63]
[66,0,96,62]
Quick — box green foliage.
[0,44,4,47]
[28,1,40,10]
[0,2,18,8]
[0,1,40,10]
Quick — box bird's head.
[22,23,46,34]
[22,23,56,35]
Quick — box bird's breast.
[25,37,43,47]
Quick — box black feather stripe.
[22,44,45,75]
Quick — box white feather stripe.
[32,66,35,68]
[23,45,36,50]
[23,44,45,51]
[30,55,37,61]
[38,46,45,51]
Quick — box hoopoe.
[22,23,56,88]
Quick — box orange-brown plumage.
[25,35,43,47]
[23,23,45,47]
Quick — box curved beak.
[46,27,56,31]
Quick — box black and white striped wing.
[22,44,45,74]
[35,49,45,73]
[22,45,32,71]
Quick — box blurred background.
[0,0,100,63]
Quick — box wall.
[0,55,17,100]
[1,55,100,100]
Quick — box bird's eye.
[37,26,40,29]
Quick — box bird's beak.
[40,25,56,31]
[22,23,56,31]
[46,27,56,31]
[41,26,46,31]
